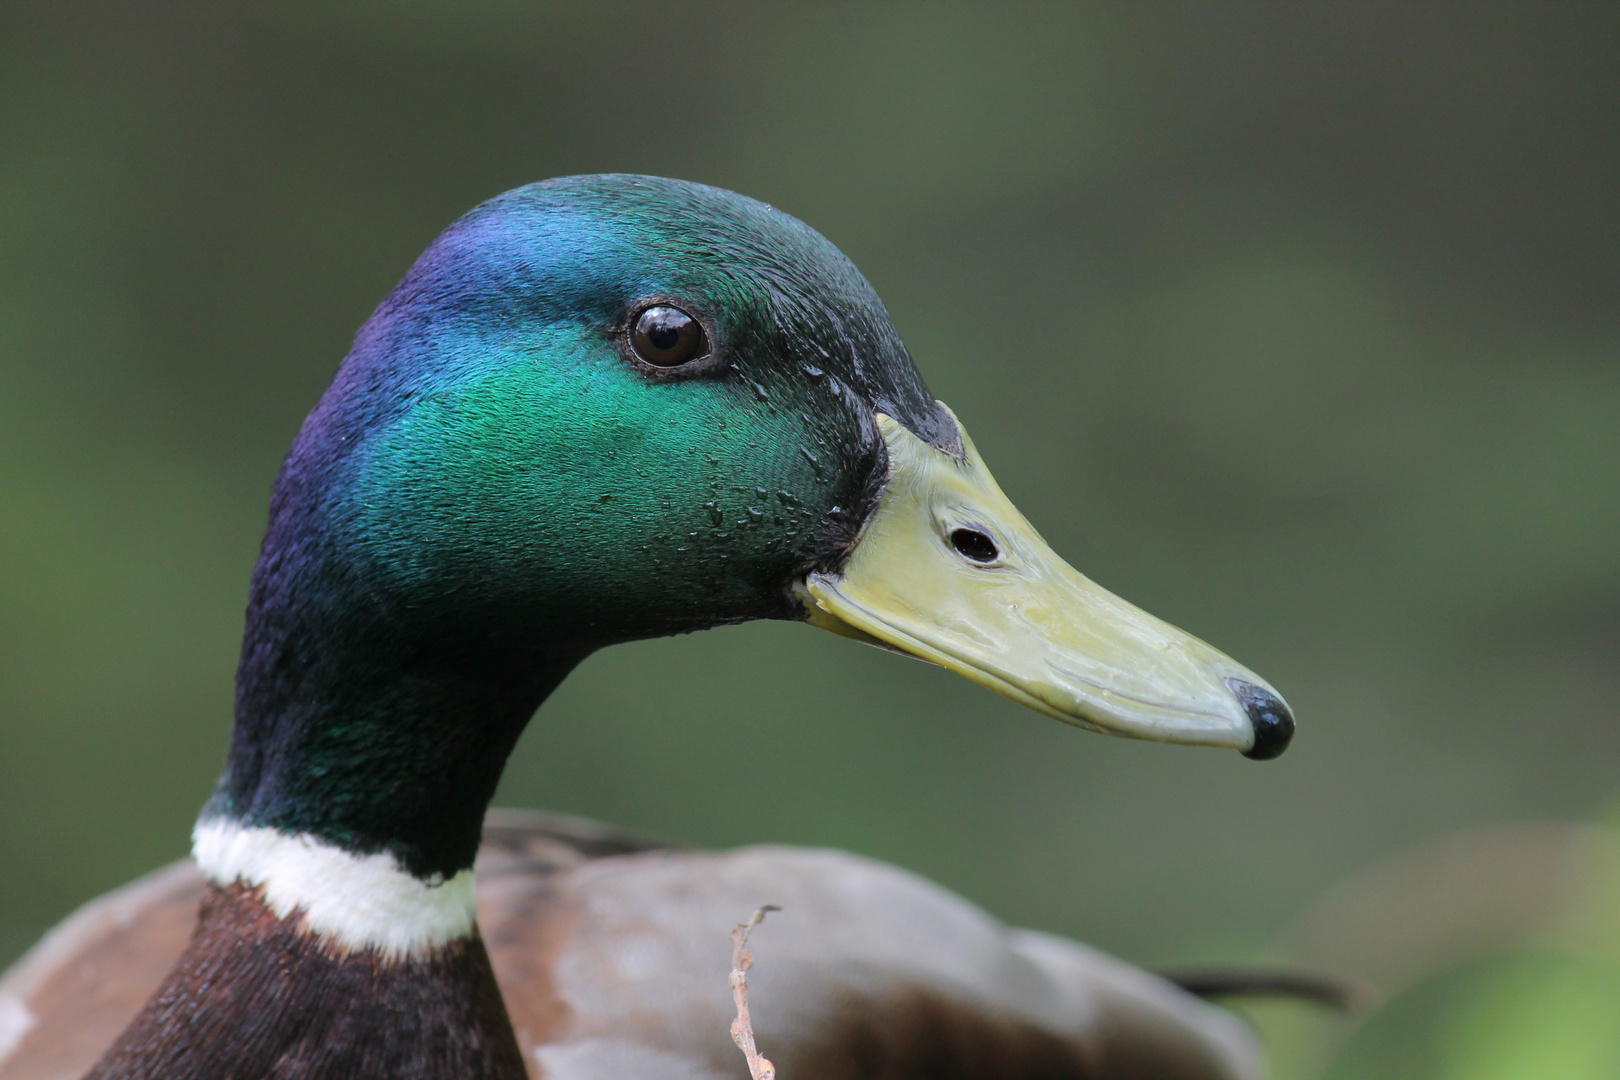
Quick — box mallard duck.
[0,175,1293,1080]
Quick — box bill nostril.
[1226,678,1295,760]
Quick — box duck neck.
[214,607,589,880]
[197,524,596,907]
[188,617,586,953]
[87,535,592,1079]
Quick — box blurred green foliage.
[1,5,1616,1075]
[1296,817,1620,1079]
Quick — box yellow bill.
[799,407,1294,759]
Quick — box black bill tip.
[1227,678,1295,760]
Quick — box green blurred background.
[2,4,1616,1075]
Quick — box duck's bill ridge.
[797,407,1293,757]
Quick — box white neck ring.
[192,817,477,960]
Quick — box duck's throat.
[84,878,528,1080]
[222,617,589,880]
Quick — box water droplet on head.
[800,447,827,481]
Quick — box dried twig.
[729,905,781,1080]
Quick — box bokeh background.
[2,4,1616,1076]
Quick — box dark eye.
[631,305,708,367]
[950,528,999,564]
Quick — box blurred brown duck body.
[0,813,1260,1080]
[0,176,1291,1079]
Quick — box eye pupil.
[631,305,708,367]
[950,528,999,563]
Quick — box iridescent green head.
[294,175,958,639]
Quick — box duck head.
[215,175,1292,887]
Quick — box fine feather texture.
[192,817,478,960]
[81,883,525,1080]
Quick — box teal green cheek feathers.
[343,327,876,640]
[290,173,939,644]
